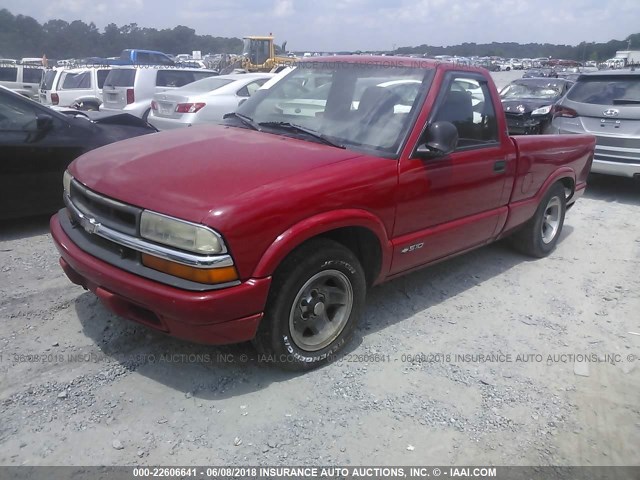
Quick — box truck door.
[391,72,516,274]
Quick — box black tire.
[511,183,567,258]
[253,238,366,371]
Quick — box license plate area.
[600,119,621,129]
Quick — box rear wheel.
[511,183,566,257]
[253,238,366,371]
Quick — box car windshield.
[567,76,640,106]
[500,82,562,100]
[232,62,432,155]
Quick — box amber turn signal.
[141,254,238,284]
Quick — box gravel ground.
[1,72,639,466]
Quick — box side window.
[0,67,18,82]
[22,68,43,84]
[0,92,38,131]
[61,71,91,89]
[136,52,151,64]
[151,53,173,65]
[238,80,267,97]
[433,76,499,148]
[96,70,110,89]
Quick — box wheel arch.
[252,210,392,287]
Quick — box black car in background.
[0,86,157,220]
[499,78,574,135]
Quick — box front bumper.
[505,115,547,135]
[51,213,271,345]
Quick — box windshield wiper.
[258,122,345,149]
[223,112,261,131]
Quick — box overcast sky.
[3,0,639,51]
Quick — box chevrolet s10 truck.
[51,57,595,370]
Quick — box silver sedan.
[148,73,273,130]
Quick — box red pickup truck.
[51,57,595,370]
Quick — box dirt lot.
[1,72,639,467]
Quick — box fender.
[252,209,393,284]
[500,166,576,236]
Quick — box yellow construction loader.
[221,35,296,73]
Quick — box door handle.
[493,160,506,173]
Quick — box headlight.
[140,210,226,254]
[531,105,552,116]
[63,170,72,196]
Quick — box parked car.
[148,73,273,130]
[0,86,157,220]
[500,78,574,135]
[0,62,43,100]
[548,70,640,178]
[51,58,595,370]
[40,67,112,110]
[522,68,557,78]
[100,66,217,120]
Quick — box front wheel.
[253,238,366,371]
[511,183,567,257]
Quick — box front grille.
[62,181,238,292]
[70,180,140,236]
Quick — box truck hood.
[70,125,362,223]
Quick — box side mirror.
[36,113,54,132]
[415,121,458,158]
[238,98,248,107]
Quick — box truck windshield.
[233,62,433,155]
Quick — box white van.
[101,66,216,120]
[41,67,112,110]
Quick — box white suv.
[0,62,43,100]
[40,67,112,110]
[101,66,216,120]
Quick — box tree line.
[0,9,243,59]
[394,35,640,61]
[0,8,638,61]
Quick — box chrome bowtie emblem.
[603,109,619,117]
